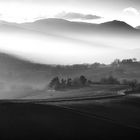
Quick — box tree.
[108,76,120,84]
[49,75,88,90]
[121,58,136,64]
[100,76,120,84]
[80,75,87,86]
[61,78,67,88]
[111,59,120,67]
[67,78,72,87]
[128,79,138,91]
[132,58,137,62]
[49,77,60,89]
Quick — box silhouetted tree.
[67,78,72,87]
[121,58,137,64]
[61,78,67,88]
[49,77,60,89]
[100,76,120,84]
[49,75,89,90]
[132,58,137,62]
[111,59,121,67]
[80,75,87,86]
[128,79,138,91]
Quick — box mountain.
[21,19,138,36]
[136,26,140,29]
[99,20,135,31]
[0,18,139,41]
[1,18,139,38]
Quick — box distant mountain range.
[0,18,140,61]
[0,18,139,45]
[0,18,138,37]
[21,18,138,37]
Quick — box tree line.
[48,75,140,93]
[111,58,139,66]
[49,75,88,90]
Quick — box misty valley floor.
[0,95,140,139]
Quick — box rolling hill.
[0,52,140,98]
[136,26,140,29]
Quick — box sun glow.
[0,1,139,27]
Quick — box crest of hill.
[0,52,140,82]
[99,20,134,30]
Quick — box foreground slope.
[0,102,139,139]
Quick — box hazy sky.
[0,0,140,26]
[0,0,140,65]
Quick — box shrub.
[100,76,120,85]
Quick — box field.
[20,84,127,99]
[50,94,140,129]
[0,84,140,139]
[0,95,140,139]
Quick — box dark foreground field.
[0,95,140,139]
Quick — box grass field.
[0,97,140,139]
[0,84,139,139]
[21,84,128,99]
[50,94,140,130]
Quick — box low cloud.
[55,12,101,20]
[123,7,139,16]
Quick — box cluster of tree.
[100,77,140,92]
[100,76,120,85]
[48,75,88,90]
[122,79,140,92]
[49,75,122,90]
[48,75,140,93]
[44,58,140,77]
[111,58,138,66]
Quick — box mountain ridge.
[20,18,139,37]
[1,18,137,33]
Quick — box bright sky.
[0,0,140,65]
[0,0,140,27]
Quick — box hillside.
[0,52,140,98]
[136,26,140,29]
